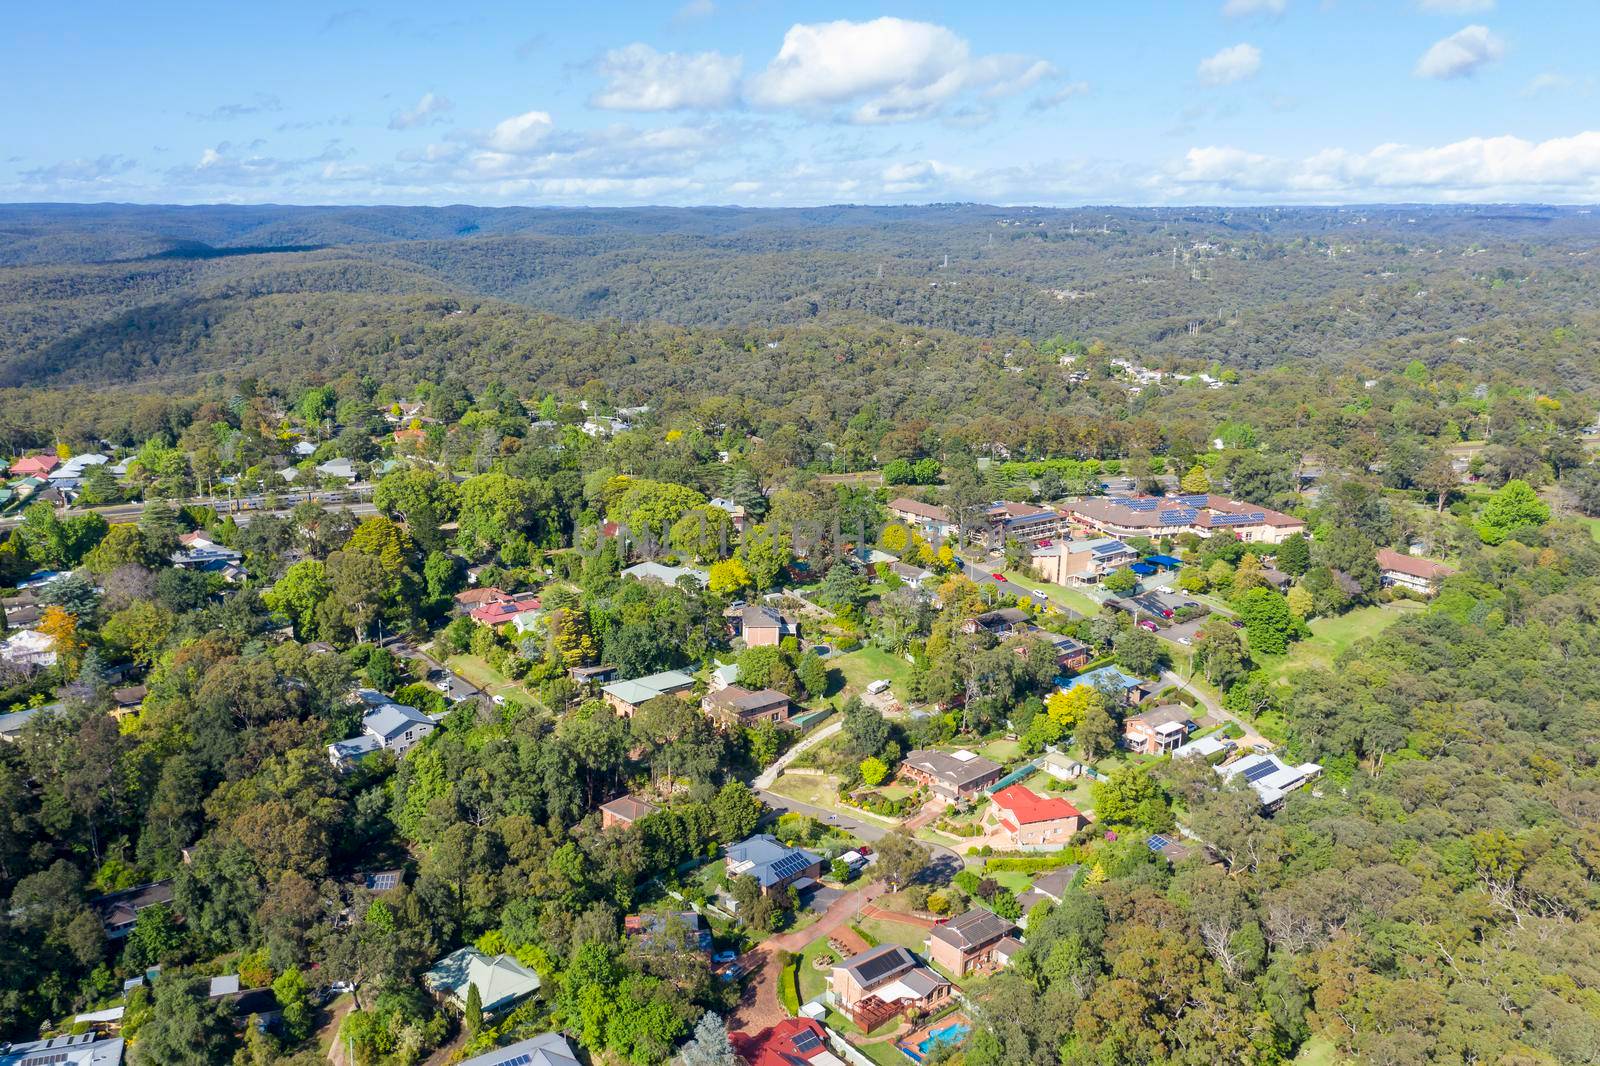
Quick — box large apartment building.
[1060,493,1305,545]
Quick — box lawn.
[1255,603,1422,687]
[855,916,930,953]
[1032,774,1096,811]
[975,737,1024,763]
[796,935,840,1004]
[993,566,1104,618]
[987,869,1034,893]
[444,654,523,697]
[828,645,917,701]
[1292,1035,1348,1066]
[768,773,902,826]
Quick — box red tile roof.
[9,454,59,477]
[730,1018,831,1066]
[454,587,509,606]
[1376,548,1456,581]
[991,784,1081,825]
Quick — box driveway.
[755,719,842,790]
[729,881,881,1033]
[1159,669,1268,749]
[757,788,966,882]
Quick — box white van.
[865,679,892,695]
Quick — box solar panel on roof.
[791,1029,822,1052]
[1177,494,1209,506]
[491,1055,532,1066]
[852,948,910,985]
[1242,761,1280,783]
[1146,834,1170,852]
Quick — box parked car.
[1031,588,1049,600]
[1229,619,1246,629]
[711,950,738,965]
[1137,619,1159,632]
[991,572,1007,582]
[1178,636,1193,646]
[492,694,507,706]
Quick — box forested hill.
[4,202,1600,392]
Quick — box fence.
[984,760,1040,794]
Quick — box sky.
[4,0,1599,207]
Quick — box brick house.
[1122,704,1193,755]
[983,785,1085,848]
[700,685,792,727]
[899,749,1005,801]
[925,908,1019,977]
[830,944,952,1030]
[599,793,658,829]
[1376,548,1456,597]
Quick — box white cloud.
[1414,25,1505,79]
[1166,131,1600,200]
[590,43,742,111]
[675,0,714,20]
[1417,0,1494,13]
[1029,81,1090,111]
[1222,0,1286,17]
[746,17,1053,123]
[1197,43,1262,86]
[486,110,554,152]
[388,92,453,130]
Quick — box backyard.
[767,772,904,827]
[828,645,917,702]
[1255,602,1423,687]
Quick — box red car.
[1137,619,1159,632]
[991,573,1007,582]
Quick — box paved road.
[757,788,965,882]
[956,555,1084,618]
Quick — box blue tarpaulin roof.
[1145,554,1182,567]
[1130,562,1158,575]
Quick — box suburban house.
[1014,626,1092,672]
[457,1033,580,1066]
[1377,548,1457,597]
[888,561,935,590]
[1061,493,1306,545]
[327,702,437,768]
[983,785,1086,848]
[568,664,619,686]
[959,607,1030,637]
[1030,537,1139,586]
[1017,865,1083,915]
[170,544,246,581]
[90,881,174,939]
[599,793,658,829]
[725,834,824,898]
[730,1018,837,1066]
[0,1033,125,1066]
[624,910,713,954]
[469,593,542,628]
[730,603,799,646]
[48,453,109,485]
[925,908,1019,977]
[888,497,954,537]
[0,629,57,668]
[1172,732,1236,761]
[601,669,696,717]
[899,749,1005,801]
[701,685,792,727]
[830,944,952,1030]
[1060,665,1157,706]
[8,454,59,479]
[1218,753,1323,810]
[424,947,542,1015]
[708,496,749,533]
[453,587,509,611]
[620,561,708,586]
[315,457,358,482]
[1123,704,1194,755]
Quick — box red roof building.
[454,587,509,608]
[730,1018,834,1066]
[469,595,541,626]
[1376,548,1456,597]
[9,454,59,478]
[984,785,1085,847]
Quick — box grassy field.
[1292,1035,1348,1065]
[443,654,535,706]
[827,645,917,701]
[1255,603,1422,687]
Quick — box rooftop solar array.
[1159,508,1199,525]
[851,947,912,985]
[1146,834,1171,852]
[491,1056,533,1066]
[791,1029,822,1052]
[767,852,813,882]
[1210,511,1267,526]
[1176,494,1211,506]
[1242,760,1281,783]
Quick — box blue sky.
[5,0,1598,206]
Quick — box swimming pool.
[901,1022,971,1061]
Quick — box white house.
[0,629,57,668]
